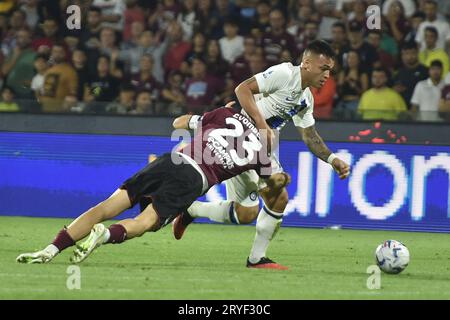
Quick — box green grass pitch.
[1,216,450,299]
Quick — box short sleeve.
[410,83,421,105]
[292,89,315,128]
[254,63,291,94]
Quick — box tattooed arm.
[300,125,351,179]
[234,76,266,130]
[300,125,332,162]
[235,76,274,152]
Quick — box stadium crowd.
[0,0,449,122]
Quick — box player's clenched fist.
[331,158,350,180]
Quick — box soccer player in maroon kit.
[16,105,276,264]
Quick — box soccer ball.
[375,240,410,274]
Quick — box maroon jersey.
[180,107,271,188]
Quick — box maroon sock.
[52,228,75,252]
[106,224,127,244]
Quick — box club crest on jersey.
[262,70,274,78]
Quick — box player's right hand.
[262,126,275,155]
[332,158,350,180]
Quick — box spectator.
[30,54,49,98]
[311,74,337,119]
[411,59,445,121]
[185,32,207,65]
[130,90,153,115]
[404,11,425,44]
[122,0,145,43]
[1,9,27,58]
[1,28,36,99]
[210,0,238,39]
[393,42,428,108]
[0,86,20,112]
[382,0,416,17]
[250,0,271,40]
[260,9,296,65]
[161,70,185,116]
[39,44,78,113]
[184,57,222,115]
[36,0,62,24]
[316,0,340,42]
[121,21,145,51]
[219,19,244,64]
[384,0,412,43]
[346,0,368,34]
[105,84,135,114]
[86,26,121,77]
[358,68,407,121]
[92,0,126,31]
[445,71,450,84]
[415,0,450,51]
[20,0,40,30]
[31,18,60,55]
[196,0,215,38]
[205,39,230,80]
[129,54,162,102]
[119,30,169,83]
[79,6,102,50]
[335,50,369,119]
[248,52,267,75]
[289,20,319,57]
[83,55,120,113]
[330,22,349,71]
[177,0,197,41]
[164,21,192,77]
[344,21,378,73]
[367,30,396,70]
[71,49,89,101]
[419,26,449,76]
[439,82,450,121]
[230,36,258,84]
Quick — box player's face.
[307,54,334,89]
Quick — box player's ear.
[301,58,311,72]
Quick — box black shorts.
[120,153,203,229]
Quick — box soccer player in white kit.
[173,40,350,270]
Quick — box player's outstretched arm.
[172,115,192,129]
[235,77,274,151]
[300,125,350,179]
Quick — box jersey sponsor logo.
[262,70,274,79]
[266,100,308,129]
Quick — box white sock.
[103,228,111,243]
[188,200,239,224]
[248,206,283,264]
[44,244,59,256]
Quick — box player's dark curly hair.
[304,40,336,60]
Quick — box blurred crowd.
[0,0,449,122]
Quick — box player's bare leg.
[72,203,160,263]
[247,173,290,270]
[16,189,131,264]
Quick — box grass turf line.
[1,216,450,299]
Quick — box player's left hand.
[332,158,350,180]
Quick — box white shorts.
[225,153,283,207]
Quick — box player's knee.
[235,204,259,224]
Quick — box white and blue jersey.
[242,62,315,131]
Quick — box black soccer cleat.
[172,210,195,240]
[246,257,289,270]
